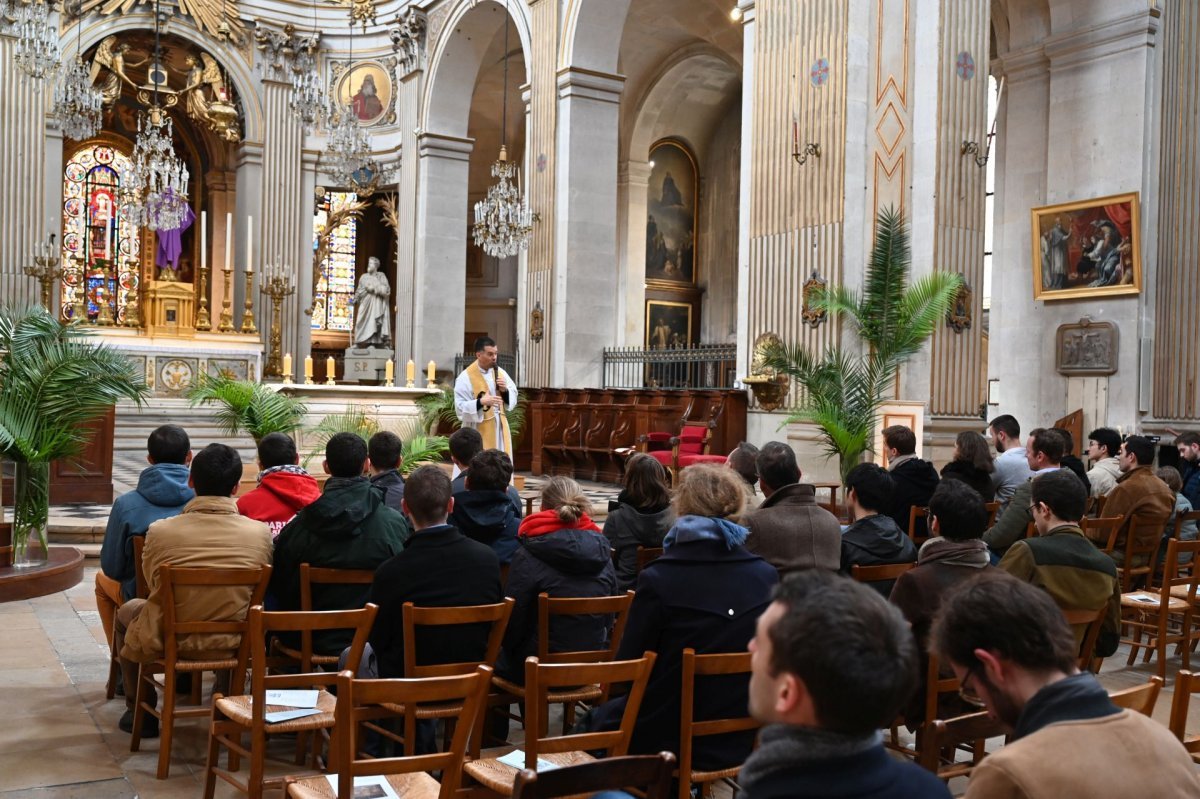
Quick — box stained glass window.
[311,190,358,332]
[60,144,140,323]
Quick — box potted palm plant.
[185,372,307,444]
[303,405,449,474]
[0,306,149,567]
[761,207,962,481]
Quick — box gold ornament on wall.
[81,0,248,44]
[529,301,544,343]
[801,270,828,328]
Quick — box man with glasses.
[932,571,1198,797]
[997,469,1121,658]
[983,427,1073,560]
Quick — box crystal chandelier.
[472,10,533,258]
[51,3,102,140]
[322,16,393,194]
[290,48,325,132]
[14,0,61,80]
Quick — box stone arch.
[421,0,532,137]
[991,0,1051,54]
[560,0,632,73]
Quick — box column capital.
[619,159,652,186]
[556,67,625,104]
[417,131,474,161]
[237,141,265,168]
[253,19,321,83]
[389,7,428,77]
[1044,8,1161,71]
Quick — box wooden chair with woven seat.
[282,666,493,799]
[1108,676,1164,716]
[1061,606,1105,673]
[131,563,273,780]
[203,604,377,799]
[984,501,1000,528]
[106,534,150,700]
[512,752,677,799]
[916,711,1008,781]
[491,592,635,738]
[271,564,376,669]
[636,546,664,573]
[1168,669,1200,763]
[849,562,915,597]
[1105,514,1166,592]
[907,507,929,545]
[676,649,760,799]
[464,652,657,796]
[1120,538,1200,680]
[1081,516,1124,556]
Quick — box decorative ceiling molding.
[80,0,248,45]
[253,19,319,82]
[388,6,425,75]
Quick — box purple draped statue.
[156,198,196,270]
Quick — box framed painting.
[334,60,394,127]
[645,300,692,349]
[1030,192,1141,301]
[645,139,698,286]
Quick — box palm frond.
[859,205,910,347]
[302,405,380,466]
[186,373,306,442]
[400,435,450,475]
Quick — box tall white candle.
[200,210,207,271]
[105,214,113,260]
[224,212,232,272]
[246,216,254,274]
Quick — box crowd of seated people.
[94,419,1200,797]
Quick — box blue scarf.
[663,514,749,550]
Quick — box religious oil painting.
[645,300,693,350]
[645,140,698,285]
[335,61,392,127]
[1030,192,1141,301]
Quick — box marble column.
[234,141,264,335]
[735,0,756,378]
[552,68,624,387]
[0,34,51,309]
[392,67,423,364]
[206,171,238,319]
[617,159,651,347]
[413,132,473,373]
[296,148,320,376]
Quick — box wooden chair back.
[323,667,492,799]
[678,649,759,799]
[133,534,149,599]
[401,598,514,678]
[1061,606,1105,672]
[522,653,657,768]
[1108,676,1164,716]
[1024,521,1036,539]
[984,501,1000,528]
[907,507,929,545]
[917,711,1008,780]
[850,562,915,584]
[288,564,376,664]
[1094,493,1108,517]
[1168,669,1200,761]
[1173,512,1200,566]
[512,753,677,799]
[158,564,273,673]
[636,546,664,572]
[1082,516,1123,551]
[920,652,968,725]
[1111,514,1166,590]
[536,591,634,663]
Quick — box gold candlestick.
[123,260,142,328]
[240,269,258,334]
[217,267,235,332]
[95,260,116,326]
[23,234,64,311]
[260,256,297,379]
[195,263,212,331]
[71,262,87,324]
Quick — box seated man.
[97,425,194,657]
[881,425,939,540]
[449,427,522,515]
[933,572,1199,797]
[449,449,521,563]
[1087,434,1174,566]
[1085,427,1122,498]
[840,463,917,597]
[988,414,1034,511]
[367,430,405,512]
[744,441,841,573]
[367,465,503,680]
[998,470,1120,657]
[727,441,762,511]
[984,427,1072,559]
[114,443,273,737]
[236,432,320,538]
[1051,428,1091,496]
[742,570,950,799]
[271,432,409,655]
[889,479,990,725]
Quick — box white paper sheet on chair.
[264,708,324,723]
[323,774,400,799]
[496,749,562,772]
[264,689,320,707]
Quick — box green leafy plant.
[760,207,962,481]
[0,306,149,560]
[416,384,528,447]
[185,372,307,444]
[304,405,449,475]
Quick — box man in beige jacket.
[933,571,1198,798]
[114,443,273,737]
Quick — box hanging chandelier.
[472,9,532,258]
[14,0,61,80]
[51,2,102,140]
[121,0,189,231]
[290,48,325,132]
[323,14,393,195]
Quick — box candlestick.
[95,261,115,326]
[282,353,293,385]
[426,360,436,388]
[406,359,415,388]
[217,262,235,332]
[23,233,64,311]
[240,266,257,334]
[260,255,296,378]
[304,355,314,385]
[122,259,142,328]
[200,211,207,270]
[246,216,253,274]
[224,212,232,272]
[385,358,394,387]
[325,356,336,385]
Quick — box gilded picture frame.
[330,59,397,128]
[1030,191,1141,301]
[645,139,698,287]
[645,300,692,350]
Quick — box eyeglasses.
[958,664,986,709]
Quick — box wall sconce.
[961,75,1005,169]
[792,142,821,166]
[961,140,988,167]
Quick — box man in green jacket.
[984,428,1081,559]
[271,432,410,655]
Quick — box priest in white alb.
[454,336,518,457]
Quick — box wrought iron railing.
[453,352,518,380]
[602,344,739,389]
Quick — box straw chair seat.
[287,771,441,799]
[688,765,741,783]
[491,675,603,704]
[465,750,596,793]
[1170,585,1200,604]
[214,690,337,731]
[1122,593,1191,613]
[378,699,467,720]
[171,656,240,671]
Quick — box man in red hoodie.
[237,433,321,538]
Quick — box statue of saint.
[352,256,391,347]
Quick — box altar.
[277,383,441,451]
[94,328,264,396]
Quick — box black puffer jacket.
[497,511,618,682]
[939,460,996,501]
[449,489,521,563]
[887,457,940,539]
[603,494,674,590]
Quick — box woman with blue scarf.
[588,464,778,776]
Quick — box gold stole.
[467,361,512,455]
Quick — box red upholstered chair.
[644,423,725,485]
